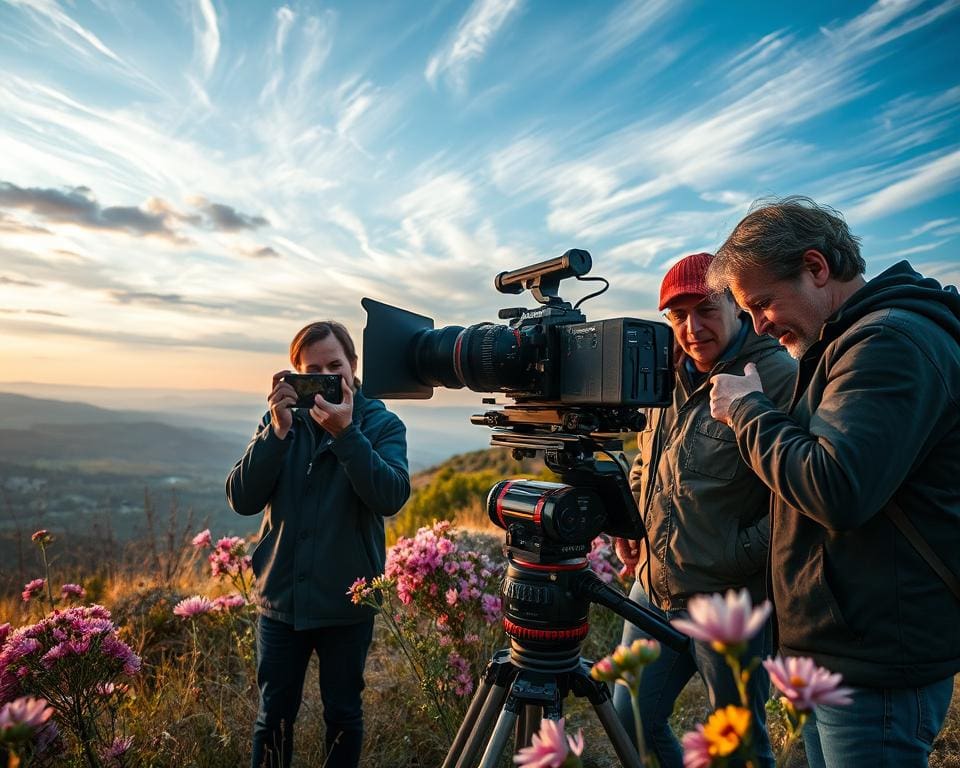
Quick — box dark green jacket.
[226,392,410,629]
[729,261,960,687]
[630,320,796,609]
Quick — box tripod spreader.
[572,569,688,652]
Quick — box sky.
[1,0,959,401]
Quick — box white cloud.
[6,0,123,63]
[584,0,676,69]
[425,0,522,91]
[847,148,960,221]
[900,217,958,239]
[194,0,221,80]
[275,6,295,55]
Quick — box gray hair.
[707,195,865,291]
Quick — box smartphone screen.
[281,373,343,407]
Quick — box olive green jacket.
[630,320,796,610]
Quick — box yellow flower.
[702,705,751,758]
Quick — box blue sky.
[1,0,958,397]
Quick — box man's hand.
[268,370,297,440]
[614,537,640,581]
[309,376,355,437]
[710,361,762,425]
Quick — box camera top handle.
[494,248,591,306]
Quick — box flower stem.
[39,543,56,612]
[628,682,650,762]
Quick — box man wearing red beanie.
[613,252,796,768]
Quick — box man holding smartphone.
[227,320,410,768]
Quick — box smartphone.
[281,373,343,407]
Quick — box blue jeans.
[803,676,954,768]
[612,581,775,768]
[251,615,374,768]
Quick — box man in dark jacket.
[708,196,960,767]
[613,252,796,767]
[227,320,410,768]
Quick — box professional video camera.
[361,251,685,768]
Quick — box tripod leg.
[593,698,644,768]
[454,682,511,768]
[516,704,542,750]
[478,705,520,768]
[442,678,493,768]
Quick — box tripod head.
[478,413,687,671]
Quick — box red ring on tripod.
[503,618,589,642]
[494,481,515,528]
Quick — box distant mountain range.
[0,384,492,472]
[0,388,494,561]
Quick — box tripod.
[441,555,687,768]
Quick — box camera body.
[360,250,673,412]
[281,373,343,408]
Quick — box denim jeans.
[803,676,954,768]
[251,615,375,768]
[612,581,775,768]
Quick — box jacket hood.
[826,260,960,344]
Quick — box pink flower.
[681,725,712,768]
[100,735,134,762]
[763,655,854,712]
[60,583,85,599]
[514,717,584,767]
[445,587,459,606]
[586,535,619,584]
[481,594,501,624]
[212,593,246,611]
[173,595,214,618]
[347,577,372,605]
[191,529,212,548]
[0,696,54,731]
[31,530,52,545]
[671,589,771,652]
[21,578,46,602]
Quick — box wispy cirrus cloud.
[584,0,676,69]
[425,0,523,91]
[193,0,220,79]
[846,148,960,222]
[4,0,123,64]
[487,0,959,250]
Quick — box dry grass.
[3,533,960,767]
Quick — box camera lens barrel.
[411,323,531,394]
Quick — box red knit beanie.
[658,252,714,311]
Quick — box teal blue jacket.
[226,392,409,629]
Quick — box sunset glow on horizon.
[2,0,958,395]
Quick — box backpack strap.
[886,499,960,601]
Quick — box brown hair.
[289,320,358,372]
[708,195,865,291]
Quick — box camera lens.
[411,323,531,394]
